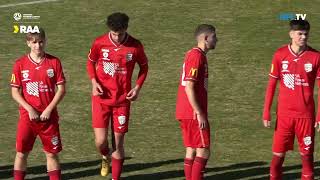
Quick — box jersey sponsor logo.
[103,61,119,77]
[101,49,110,61]
[21,70,31,81]
[118,115,126,125]
[303,136,312,146]
[283,74,295,90]
[304,63,312,72]
[47,69,54,78]
[189,68,198,78]
[126,53,133,61]
[281,61,289,72]
[51,136,59,146]
[11,74,16,83]
[26,82,39,97]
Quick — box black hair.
[106,12,129,31]
[289,20,310,31]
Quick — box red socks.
[184,158,194,180]
[270,155,284,180]
[112,157,124,180]
[301,154,314,180]
[100,147,109,157]
[191,157,208,180]
[48,169,61,180]
[13,170,26,180]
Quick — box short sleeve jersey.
[176,48,208,119]
[10,54,66,118]
[269,44,320,118]
[88,33,148,106]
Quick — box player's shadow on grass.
[124,161,320,180]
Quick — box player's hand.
[40,109,51,121]
[126,86,140,101]
[314,121,320,132]
[197,113,207,129]
[28,108,40,121]
[263,120,271,128]
[92,82,103,96]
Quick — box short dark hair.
[194,24,216,37]
[289,20,310,31]
[26,27,45,41]
[106,12,129,31]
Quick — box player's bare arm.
[262,77,278,128]
[126,85,140,101]
[40,84,66,121]
[91,78,103,96]
[185,80,206,129]
[11,87,39,121]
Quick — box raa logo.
[13,25,40,34]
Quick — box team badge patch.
[51,136,59,146]
[21,70,30,81]
[47,69,54,78]
[304,63,312,72]
[126,53,133,61]
[118,115,126,125]
[281,61,289,72]
[303,136,312,146]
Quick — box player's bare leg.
[94,128,110,176]
[270,152,285,180]
[45,152,61,180]
[300,152,314,180]
[14,152,29,179]
[111,132,125,180]
[184,147,196,180]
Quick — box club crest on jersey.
[47,69,54,78]
[304,63,312,72]
[281,61,289,72]
[126,53,133,61]
[51,136,59,146]
[21,70,30,81]
[118,115,126,125]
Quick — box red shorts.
[272,116,315,154]
[16,110,62,154]
[92,97,130,133]
[179,119,210,148]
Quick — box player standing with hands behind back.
[87,12,148,179]
[176,24,217,180]
[263,20,320,180]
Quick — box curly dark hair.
[106,12,129,31]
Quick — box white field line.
[0,0,60,8]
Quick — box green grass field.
[1,0,320,179]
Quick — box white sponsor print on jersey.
[304,63,312,72]
[283,74,295,90]
[21,70,31,81]
[118,115,126,125]
[26,82,39,97]
[103,62,119,77]
[303,136,312,146]
[281,61,289,72]
[102,49,110,61]
[47,68,54,78]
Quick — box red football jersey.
[10,53,66,119]
[269,44,320,118]
[176,48,208,119]
[87,33,148,106]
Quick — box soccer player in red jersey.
[86,12,148,179]
[176,24,217,180]
[10,28,66,180]
[263,20,320,180]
